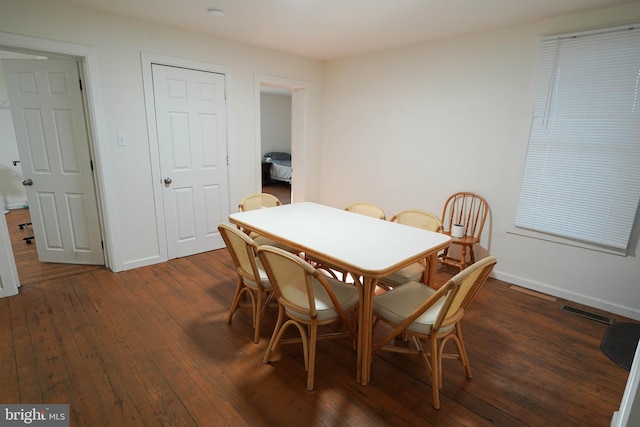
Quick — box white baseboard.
[493,269,640,321]
[118,254,165,272]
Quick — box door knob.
[163,177,172,185]
[22,179,33,186]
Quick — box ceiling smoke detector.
[207,8,225,18]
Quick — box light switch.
[117,132,127,146]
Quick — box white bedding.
[270,159,291,183]
[264,152,292,183]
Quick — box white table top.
[229,202,451,278]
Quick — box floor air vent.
[560,305,613,325]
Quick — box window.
[515,24,640,254]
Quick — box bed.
[264,152,292,184]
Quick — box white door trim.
[141,52,233,263]
[0,32,113,275]
[0,211,19,298]
[255,74,308,202]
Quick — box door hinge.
[79,79,83,91]
[224,89,227,100]
[227,155,229,166]
[101,240,104,249]
[90,160,94,171]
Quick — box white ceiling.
[53,0,636,60]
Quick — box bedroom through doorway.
[260,86,292,204]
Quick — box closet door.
[152,64,229,258]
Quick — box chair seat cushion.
[373,281,451,335]
[382,262,424,287]
[287,276,359,322]
[243,258,271,290]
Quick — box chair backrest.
[218,223,262,284]
[389,280,461,336]
[441,192,488,241]
[444,256,497,318]
[238,193,282,212]
[345,202,386,220]
[257,245,324,318]
[399,256,497,334]
[390,209,442,232]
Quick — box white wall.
[319,3,640,319]
[0,0,323,272]
[260,93,292,156]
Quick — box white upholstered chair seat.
[242,258,272,290]
[380,262,425,287]
[373,281,453,335]
[286,276,359,322]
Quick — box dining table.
[228,201,451,385]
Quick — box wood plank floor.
[262,183,291,204]
[5,208,104,285]
[1,238,635,426]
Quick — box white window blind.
[515,25,640,253]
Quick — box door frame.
[0,32,112,274]
[0,209,19,297]
[141,52,232,262]
[255,75,308,202]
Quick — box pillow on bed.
[264,152,291,161]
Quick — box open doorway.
[256,75,308,204]
[0,47,105,286]
[260,87,292,204]
[0,50,32,213]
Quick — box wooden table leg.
[359,276,377,385]
[426,254,437,287]
[356,278,364,384]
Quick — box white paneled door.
[152,64,229,258]
[2,58,103,265]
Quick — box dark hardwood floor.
[262,182,291,204]
[2,226,636,426]
[5,208,104,285]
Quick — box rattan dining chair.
[258,245,359,391]
[238,193,282,212]
[372,256,497,409]
[391,209,442,231]
[218,223,273,344]
[345,202,386,220]
[379,209,442,289]
[237,192,282,242]
[438,192,488,271]
[237,193,295,251]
